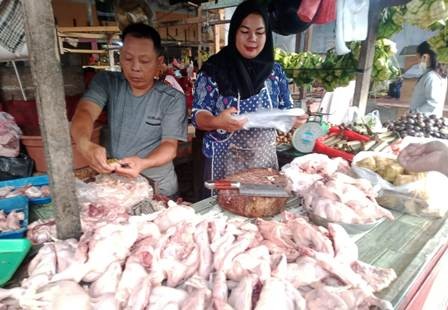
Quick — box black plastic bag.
[269,0,311,35]
[0,152,34,181]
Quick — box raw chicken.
[89,261,122,298]
[286,256,329,287]
[287,217,335,256]
[194,220,213,279]
[305,285,393,310]
[21,280,91,310]
[125,277,152,310]
[22,243,57,292]
[351,260,397,292]
[216,232,255,272]
[147,286,188,310]
[0,210,24,232]
[256,219,295,249]
[212,271,229,304]
[24,186,43,198]
[26,219,57,245]
[327,223,358,263]
[0,200,396,310]
[254,278,292,310]
[153,202,196,232]
[91,293,120,310]
[116,261,148,303]
[299,247,371,293]
[228,275,257,310]
[53,239,79,273]
[284,154,394,225]
[52,223,138,283]
[226,245,271,282]
[0,186,14,197]
[181,275,211,310]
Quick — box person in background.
[398,141,448,176]
[71,23,187,196]
[410,41,448,117]
[192,0,307,191]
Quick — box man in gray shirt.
[71,23,187,196]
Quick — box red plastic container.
[313,127,371,162]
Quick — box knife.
[204,180,291,198]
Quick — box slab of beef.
[217,168,288,218]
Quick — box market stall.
[2,0,448,309]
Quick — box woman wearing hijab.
[192,0,307,186]
[410,41,448,117]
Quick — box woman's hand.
[214,107,247,132]
[398,141,448,175]
[293,114,309,128]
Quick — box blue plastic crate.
[0,196,29,239]
[0,175,51,205]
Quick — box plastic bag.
[297,0,321,22]
[269,0,312,35]
[357,110,383,133]
[234,108,305,132]
[352,151,448,218]
[313,0,336,24]
[0,112,22,157]
[76,174,153,209]
[0,152,34,180]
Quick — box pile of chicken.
[0,185,50,199]
[1,202,396,310]
[0,210,24,232]
[27,174,154,244]
[282,154,394,224]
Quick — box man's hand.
[398,141,448,176]
[78,141,115,174]
[115,156,146,178]
[293,114,309,128]
[214,107,247,132]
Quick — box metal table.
[191,196,448,309]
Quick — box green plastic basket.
[0,239,31,287]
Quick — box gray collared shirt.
[82,71,187,196]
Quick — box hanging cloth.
[335,0,369,55]
[313,0,336,24]
[297,0,322,23]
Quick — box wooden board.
[191,196,448,308]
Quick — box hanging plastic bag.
[313,0,336,24]
[269,0,312,35]
[297,0,322,22]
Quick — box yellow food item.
[393,174,419,186]
[375,157,395,168]
[356,157,377,171]
[384,163,405,183]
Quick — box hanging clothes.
[297,0,322,23]
[335,0,369,55]
[313,0,336,24]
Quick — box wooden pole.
[353,0,411,116]
[352,1,382,116]
[22,0,82,240]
